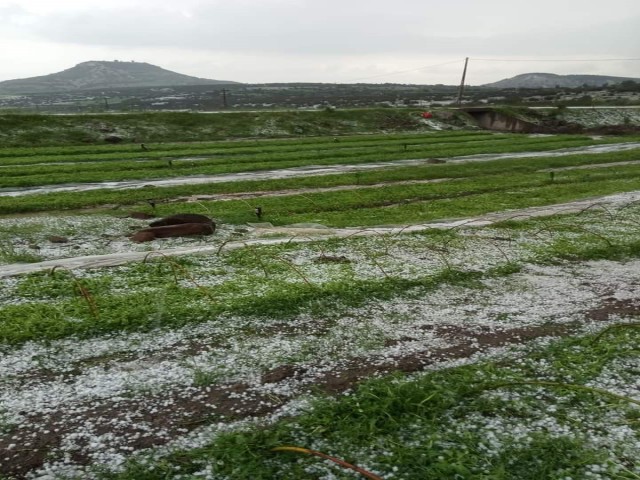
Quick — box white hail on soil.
[2,200,640,478]
[1,256,639,478]
[0,215,239,267]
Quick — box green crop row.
[158,163,640,227]
[0,135,630,188]
[0,132,596,169]
[0,131,494,163]
[0,147,638,215]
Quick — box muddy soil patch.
[0,323,571,478]
[0,383,285,479]
[584,297,640,322]
[316,323,570,393]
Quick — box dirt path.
[2,190,639,278]
[2,142,638,198]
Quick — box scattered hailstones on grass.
[0,215,237,264]
[4,214,640,477]
[13,324,637,479]
[440,349,640,476]
[0,276,22,304]
[586,357,640,400]
[3,257,629,424]
[2,257,637,403]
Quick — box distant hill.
[483,73,640,89]
[0,61,239,94]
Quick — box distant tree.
[617,80,640,92]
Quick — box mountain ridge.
[483,72,640,89]
[0,61,239,94]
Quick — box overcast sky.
[1,0,638,85]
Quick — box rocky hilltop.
[483,72,639,89]
[0,61,238,94]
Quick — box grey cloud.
[30,1,640,58]
[0,4,35,27]
[33,3,429,55]
[0,4,27,18]
[472,18,640,57]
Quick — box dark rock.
[130,222,215,243]
[426,158,446,164]
[151,222,215,238]
[48,235,69,244]
[149,213,213,227]
[130,231,156,243]
[104,135,124,144]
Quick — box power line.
[471,57,640,62]
[348,59,462,82]
[343,56,639,84]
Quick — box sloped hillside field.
[1,128,640,479]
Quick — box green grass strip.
[0,147,639,215]
[0,135,620,187]
[0,268,483,346]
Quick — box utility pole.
[221,88,228,108]
[456,57,469,107]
